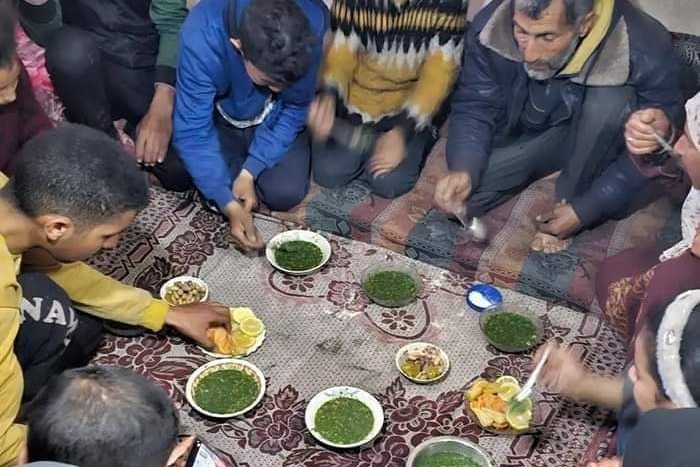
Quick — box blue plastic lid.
[466,284,503,312]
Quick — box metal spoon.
[455,210,488,243]
[509,344,553,409]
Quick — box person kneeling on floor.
[434,0,685,254]
[307,0,468,199]
[173,0,328,251]
[0,124,230,466]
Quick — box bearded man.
[435,0,684,252]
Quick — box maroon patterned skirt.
[595,244,700,356]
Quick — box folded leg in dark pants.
[15,273,104,401]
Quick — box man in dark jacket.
[18,0,192,191]
[174,0,327,250]
[435,0,684,253]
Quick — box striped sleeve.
[319,0,361,99]
[402,0,469,128]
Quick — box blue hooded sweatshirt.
[173,0,327,210]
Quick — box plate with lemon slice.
[465,376,539,435]
[201,307,267,359]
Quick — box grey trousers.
[468,86,638,220]
[312,128,435,199]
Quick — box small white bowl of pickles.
[160,276,209,305]
[396,343,450,384]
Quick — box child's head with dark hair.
[26,366,179,467]
[630,298,700,412]
[231,0,316,92]
[1,123,149,262]
[0,0,19,105]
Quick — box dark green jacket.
[19,0,188,86]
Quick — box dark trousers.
[44,27,192,192]
[216,118,311,211]
[312,127,435,199]
[15,273,103,401]
[468,86,638,219]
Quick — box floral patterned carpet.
[89,189,624,467]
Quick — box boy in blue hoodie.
[174,0,327,250]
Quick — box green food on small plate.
[483,312,538,349]
[416,452,482,467]
[363,271,417,303]
[275,240,323,271]
[314,397,374,445]
[193,369,259,414]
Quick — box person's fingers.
[638,108,656,124]
[240,212,262,248]
[145,135,160,166]
[230,219,257,250]
[626,116,660,139]
[135,131,148,163]
[626,140,660,155]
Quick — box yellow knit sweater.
[322,0,469,129]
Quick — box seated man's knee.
[45,28,100,78]
[264,182,309,211]
[368,171,415,199]
[311,149,355,189]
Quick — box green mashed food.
[483,312,538,349]
[314,397,374,445]
[363,271,417,304]
[416,452,482,467]
[275,240,324,271]
[193,369,259,414]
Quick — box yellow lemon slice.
[495,375,520,387]
[239,317,264,337]
[496,381,521,401]
[230,307,256,324]
[232,332,257,349]
[506,398,533,431]
[506,409,532,431]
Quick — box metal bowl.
[407,437,496,467]
[478,307,544,353]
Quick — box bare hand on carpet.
[165,302,231,349]
[434,171,472,216]
[369,128,407,177]
[532,202,580,253]
[136,84,174,166]
[307,93,336,143]
[625,108,672,155]
[224,200,264,251]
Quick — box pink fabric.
[15,25,64,122]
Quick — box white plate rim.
[265,230,332,275]
[185,358,266,419]
[159,275,209,304]
[395,342,450,384]
[304,386,384,449]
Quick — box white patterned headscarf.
[660,93,700,262]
